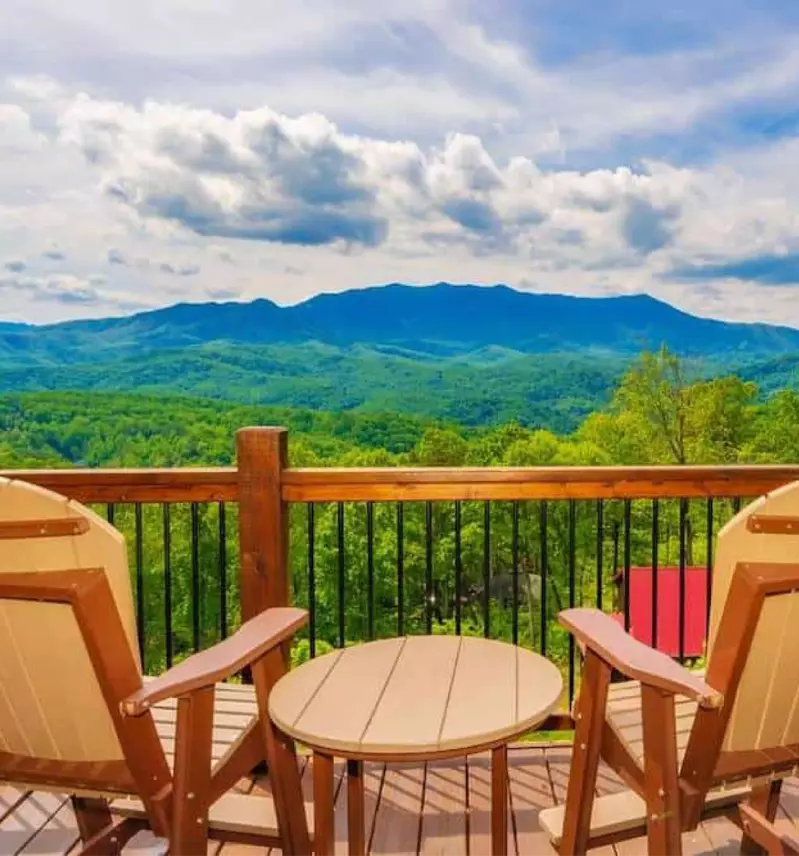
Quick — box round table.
[269,635,563,856]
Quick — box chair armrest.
[739,804,799,855]
[559,608,723,709]
[121,607,308,716]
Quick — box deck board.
[418,760,467,855]
[4,745,796,855]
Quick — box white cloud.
[2,1,799,325]
[3,81,799,324]
[54,93,702,266]
[1,272,102,305]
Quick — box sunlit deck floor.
[3,745,799,855]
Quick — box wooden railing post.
[236,427,290,622]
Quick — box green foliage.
[2,347,799,701]
[0,343,626,433]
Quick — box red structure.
[611,567,708,658]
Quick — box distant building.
[611,566,709,659]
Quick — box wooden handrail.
[2,463,799,504]
[0,468,238,503]
[281,464,799,503]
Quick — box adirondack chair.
[539,479,799,856]
[0,476,312,856]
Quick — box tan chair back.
[0,477,140,764]
[708,480,799,753]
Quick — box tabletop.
[269,635,563,758]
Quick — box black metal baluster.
[678,498,688,663]
[568,500,576,705]
[540,501,548,656]
[623,500,632,632]
[512,501,520,645]
[191,502,200,652]
[218,503,227,641]
[163,504,172,668]
[425,502,433,633]
[483,501,491,638]
[455,501,462,636]
[732,496,742,514]
[651,499,659,650]
[366,502,374,641]
[134,504,145,669]
[106,503,115,525]
[337,502,345,648]
[307,504,316,657]
[596,500,604,611]
[397,502,404,637]
[705,498,714,636]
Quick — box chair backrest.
[0,477,141,766]
[706,480,799,758]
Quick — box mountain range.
[4,283,799,363]
[2,283,798,431]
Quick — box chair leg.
[72,797,114,844]
[641,686,682,856]
[741,781,783,856]
[560,650,611,856]
[74,816,143,856]
[172,687,215,855]
[253,652,312,856]
[263,715,312,855]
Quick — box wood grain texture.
[0,517,89,540]
[560,608,722,707]
[0,469,238,503]
[3,462,799,506]
[271,636,562,758]
[0,745,790,855]
[236,427,289,621]
[281,464,799,502]
[122,608,307,715]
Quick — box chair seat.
[148,678,259,771]
[115,680,313,842]
[606,678,698,767]
[540,677,751,847]
[539,785,749,846]
[113,787,314,843]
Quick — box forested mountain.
[3,350,797,470]
[4,283,799,365]
[0,344,627,432]
[4,350,799,673]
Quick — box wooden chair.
[0,476,312,855]
[539,479,799,856]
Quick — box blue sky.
[2,0,799,325]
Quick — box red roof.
[611,567,708,658]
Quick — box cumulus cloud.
[0,270,152,314]
[0,272,101,304]
[57,94,707,268]
[42,249,66,260]
[3,4,799,327]
[621,199,680,255]
[106,247,200,276]
[669,252,799,286]
[4,260,26,272]
[159,262,200,276]
[205,286,241,301]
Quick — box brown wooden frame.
[740,803,799,855]
[555,560,799,856]
[0,568,311,856]
[5,460,799,506]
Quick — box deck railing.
[5,426,799,731]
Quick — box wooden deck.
[3,745,799,855]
